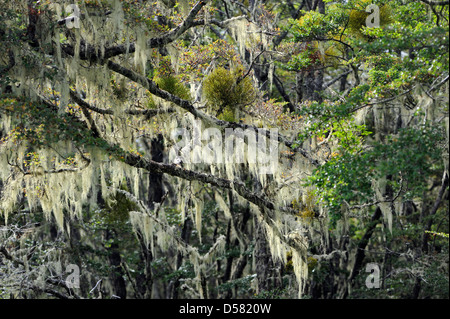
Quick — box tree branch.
[60,1,208,61]
[419,0,449,5]
[273,71,296,112]
[122,151,275,212]
[238,49,265,85]
[0,246,24,266]
[347,206,382,287]
[323,69,352,90]
[351,88,414,113]
[427,74,449,94]
[116,187,227,263]
[69,90,101,138]
[118,151,307,256]
[105,60,319,166]
[429,171,449,217]
[69,89,175,118]
[0,50,15,74]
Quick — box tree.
[0,0,448,299]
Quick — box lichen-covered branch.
[105,60,319,166]
[69,89,175,118]
[61,1,210,61]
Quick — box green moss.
[147,74,191,108]
[154,75,191,100]
[217,107,236,122]
[203,66,255,118]
[101,191,139,226]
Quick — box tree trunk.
[171,217,192,299]
[148,133,164,209]
[105,230,127,299]
[254,218,280,294]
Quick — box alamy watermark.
[65,263,80,288]
[365,263,381,289]
[49,2,380,30]
[169,121,279,175]
[48,262,80,289]
[365,4,380,28]
[50,2,380,29]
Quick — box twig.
[238,49,265,85]
[89,279,102,295]
[69,88,175,118]
[323,69,352,90]
[351,88,413,113]
[0,246,25,266]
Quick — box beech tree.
[0,0,448,299]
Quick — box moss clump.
[292,191,317,221]
[154,74,191,100]
[203,66,255,120]
[307,256,318,273]
[101,191,139,226]
[111,78,128,100]
[218,107,236,122]
[147,74,191,108]
[286,251,294,272]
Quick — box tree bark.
[255,218,277,294]
[346,206,382,298]
[105,230,127,299]
[148,133,164,209]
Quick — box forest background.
[0,0,448,299]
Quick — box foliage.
[308,125,445,218]
[202,66,255,119]
[0,0,448,301]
